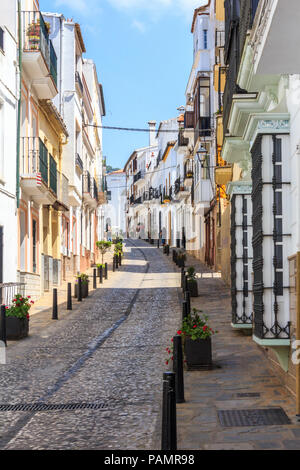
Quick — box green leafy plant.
[114,242,123,256]
[164,308,218,365]
[96,240,112,265]
[186,267,197,282]
[181,309,217,340]
[76,273,89,285]
[96,263,105,269]
[5,294,34,320]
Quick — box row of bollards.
[161,243,192,450]
[51,261,111,322]
[161,333,185,450]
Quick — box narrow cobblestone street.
[2,240,300,451]
[0,240,181,450]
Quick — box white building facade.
[0,2,18,293]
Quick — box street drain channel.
[0,403,111,412]
[218,408,291,427]
[236,393,261,398]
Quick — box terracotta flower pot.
[6,317,29,340]
[185,336,212,369]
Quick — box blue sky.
[41,0,205,169]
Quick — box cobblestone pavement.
[177,253,300,451]
[0,240,181,450]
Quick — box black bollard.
[172,250,175,262]
[119,253,122,266]
[173,335,185,403]
[183,274,188,293]
[113,257,115,272]
[157,239,160,249]
[100,266,103,284]
[105,263,108,280]
[182,300,188,321]
[115,255,119,269]
[181,268,185,288]
[67,283,72,311]
[93,269,97,289]
[185,290,191,316]
[166,245,170,256]
[77,277,82,302]
[52,288,58,320]
[161,372,177,451]
[0,305,7,346]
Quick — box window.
[0,27,4,52]
[203,30,208,49]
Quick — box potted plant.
[75,273,89,298]
[5,294,34,340]
[186,267,198,297]
[177,250,186,267]
[181,309,217,369]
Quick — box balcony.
[174,178,190,200]
[162,186,172,204]
[133,170,145,183]
[22,11,58,99]
[251,0,300,75]
[82,171,97,209]
[194,117,211,142]
[20,137,57,205]
[53,172,69,211]
[184,160,194,187]
[215,165,233,186]
[75,153,83,173]
[184,111,194,129]
[75,71,83,96]
[178,130,189,147]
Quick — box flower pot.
[74,282,89,299]
[188,280,198,297]
[185,336,212,369]
[6,317,29,340]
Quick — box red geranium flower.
[177,330,182,335]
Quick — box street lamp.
[196,145,207,168]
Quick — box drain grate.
[218,407,291,427]
[0,402,111,412]
[236,393,261,398]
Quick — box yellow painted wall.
[215,0,225,21]
[38,109,61,168]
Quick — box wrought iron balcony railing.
[22,11,57,87]
[20,136,52,187]
[184,160,194,180]
[75,153,83,172]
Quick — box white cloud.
[132,20,146,33]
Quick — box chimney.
[148,121,156,147]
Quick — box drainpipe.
[16,0,22,209]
